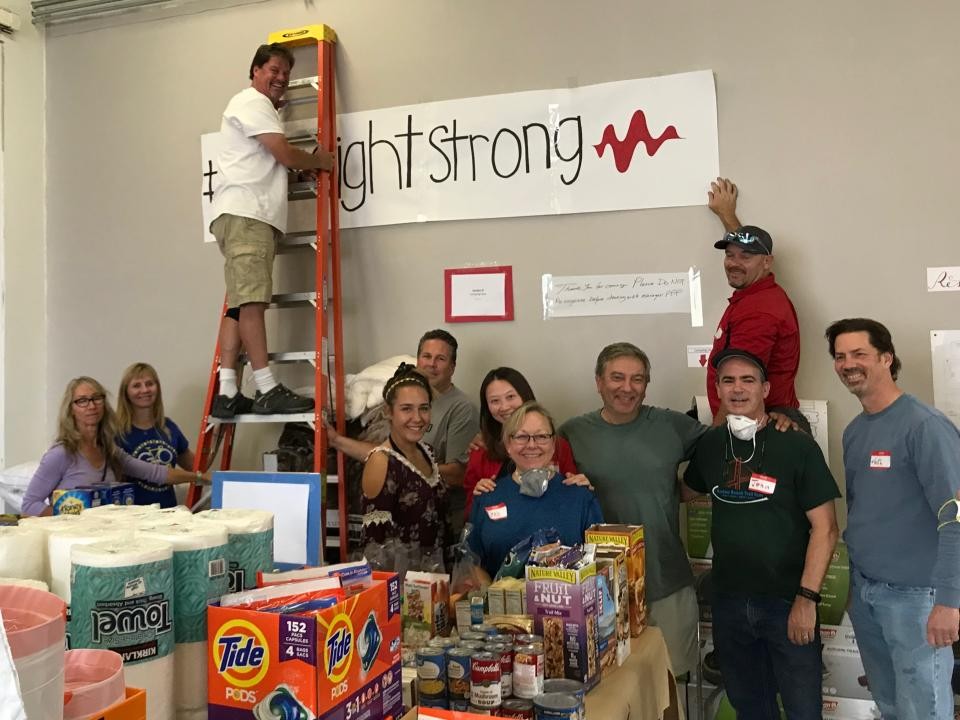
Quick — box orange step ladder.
[187,24,349,561]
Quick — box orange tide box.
[208,571,403,720]
[584,524,646,636]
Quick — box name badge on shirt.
[870,451,891,469]
[485,503,508,520]
[748,473,777,495]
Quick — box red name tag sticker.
[870,451,891,469]
[748,473,777,495]
[485,502,508,520]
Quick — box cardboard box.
[596,546,630,669]
[52,486,106,515]
[820,541,851,626]
[585,524,646,636]
[821,621,869,702]
[207,571,403,720]
[685,496,712,559]
[97,687,147,720]
[525,562,600,689]
[821,696,879,720]
[403,571,450,648]
[93,481,136,506]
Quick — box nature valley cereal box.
[585,524,646,636]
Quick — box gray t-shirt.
[843,393,960,607]
[560,406,707,602]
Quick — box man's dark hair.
[417,329,458,364]
[595,342,651,381]
[825,318,901,380]
[249,43,295,80]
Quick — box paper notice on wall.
[200,133,224,244]
[799,399,829,459]
[542,272,689,319]
[931,330,960,428]
[687,345,712,368]
[926,267,960,292]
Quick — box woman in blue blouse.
[468,401,603,578]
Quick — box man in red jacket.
[706,178,806,431]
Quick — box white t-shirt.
[212,87,289,233]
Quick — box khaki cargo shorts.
[211,213,281,307]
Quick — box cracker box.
[52,486,106,515]
[403,571,450,648]
[81,482,136,507]
[524,562,600,690]
[585,524,646,636]
[596,546,630,668]
[207,571,403,720]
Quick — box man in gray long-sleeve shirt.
[827,318,960,720]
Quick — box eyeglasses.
[73,394,106,408]
[724,231,771,254]
[510,432,554,446]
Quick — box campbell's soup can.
[516,634,543,646]
[487,642,514,697]
[416,646,447,700]
[470,651,502,710]
[461,630,490,643]
[488,633,515,645]
[500,698,535,719]
[542,680,586,720]
[533,692,581,720]
[513,643,545,699]
[446,646,473,704]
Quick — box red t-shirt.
[463,436,578,518]
[707,274,800,415]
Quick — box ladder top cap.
[268,24,337,46]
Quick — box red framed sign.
[444,266,514,323]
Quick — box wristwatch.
[797,586,822,604]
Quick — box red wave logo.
[594,110,681,172]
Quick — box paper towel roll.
[81,503,161,519]
[47,525,125,603]
[195,509,274,592]
[70,537,175,720]
[0,526,45,582]
[0,577,49,591]
[137,521,229,715]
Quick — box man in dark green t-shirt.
[683,348,839,720]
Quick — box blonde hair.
[116,362,168,438]
[501,401,556,443]
[56,376,123,480]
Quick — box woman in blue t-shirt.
[116,362,196,507]
[468,401,603,578]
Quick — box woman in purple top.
[21,376,207,516]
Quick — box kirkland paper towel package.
[70,537,176,720]
[207,571,402,720]
[137,521,230,717]
[196,508,273,593]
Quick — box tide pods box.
[584,524,646,636]
[207,571,403,720]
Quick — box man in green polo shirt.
[683,348,839,720]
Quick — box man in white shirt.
[210,43,334,417]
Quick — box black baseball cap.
[714,225,773,255]
[711,348,768,381]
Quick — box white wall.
[41,1,960,495]
[4,1,47,464]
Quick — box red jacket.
[707,274,800,415]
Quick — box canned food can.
[487,642,514,697]
[488,633,515,646]
[468,706,493,716]
[516,634,543,646]
[533,692,580,720]
[416,646,447,700]
[470,596,485,625]
[446,646,472,703]
[513,643,545,699]
[419,696,450,709]
[450,698,471,712]
[429,636,458,649]
[471,623,499,636]
[458,639,486,651]
[500,697,535,719]
[461,631,490,643]
[470,651,502,710]
[541,680,586,720]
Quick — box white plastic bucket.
[62,648,125,719]
[0,585,67,720]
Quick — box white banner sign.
[200,70,718,236]
[927,266,960,292]
[542,272,690,319]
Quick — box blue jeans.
[712,592,823,720]
[847,571,953,720]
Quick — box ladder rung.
[209,412,315,425]
[278,232,316,251]
[268,351,316,363]
[286,131,316,144]
[287,76,319,90]
[270,291,315,307]
[289,182,317,200]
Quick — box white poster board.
[931,330,960,428]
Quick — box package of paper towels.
[0,525,45,582]
[138,521,229,716]
[70,537,175,720]
[196,508,273,592]
[47,525,124,603]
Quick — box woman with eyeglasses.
[464,367,581,518]
[467,401,603,578]
[116,362,197,508]
[21,377,207,516]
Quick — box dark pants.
[712,592,823,720]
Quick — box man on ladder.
[209,42,334,418]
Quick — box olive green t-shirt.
[559,406,706,602]
[683,424,840,600]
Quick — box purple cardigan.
[22,443,169,516]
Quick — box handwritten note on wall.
[927,267,960,292]
[542,272,689,318]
